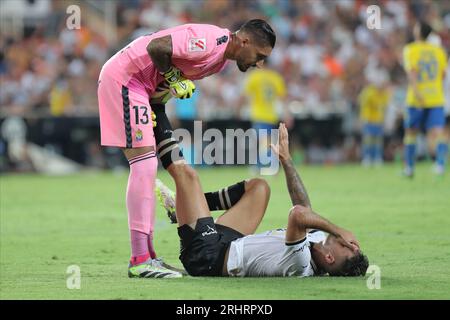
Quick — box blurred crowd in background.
[1,0,449,171]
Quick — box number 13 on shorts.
[129,104,155,146]
[133,106,150,125]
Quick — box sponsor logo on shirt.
[201,225,217,237]
[189,38,206,52]
[216,35,228,46]
[293,244,307,254]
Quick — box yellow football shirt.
[244,68,286,124]
[403,42,447,108]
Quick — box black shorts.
[177,217,244,276]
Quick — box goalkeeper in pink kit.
[97,20,276,278]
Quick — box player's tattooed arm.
[147,35,173,73]
[281,158,311,208]
[292,208,360,252]
[271,123,311,208]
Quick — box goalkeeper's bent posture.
[155,118,369,277]
[97,19,275,278]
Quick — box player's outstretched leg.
[161,177,270,235]
[215,178,270,235]
[153,104,252,276]
[167,162,211,227]
[156,178,268,236]
[152,104,211,227]
[156,179,248,224]
[152,104,269,233]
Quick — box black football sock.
[204,181,246,211]
[152,104,184,169]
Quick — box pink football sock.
[147,232,157,259]
[126,151,157,265]
[130,230,150,265]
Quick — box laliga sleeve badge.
[136,129,143,141]
[188,38,206,52]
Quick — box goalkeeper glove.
[150,81,172,105]
[162,66,196,99]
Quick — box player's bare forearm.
[281,158,311,208]
[147,35,173,73]
[300,208,341,236]
[299,208,360,250]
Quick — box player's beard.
[237,61,248,72]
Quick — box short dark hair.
[418,21,433,40]
[330,252,369,277]
[239,19,276,48]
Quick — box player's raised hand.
[162,66,196,99]
[271,123,290,162]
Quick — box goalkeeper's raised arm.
[147,35,196,100]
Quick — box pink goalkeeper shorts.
[97,69,155,149]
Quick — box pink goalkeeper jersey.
[101,24,231,96]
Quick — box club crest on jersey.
[135,129,143,141]
[188,38,206,52]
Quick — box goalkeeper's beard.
[237,62,249,72]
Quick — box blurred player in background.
[358,70,391,166]
[244,63,288,170]
[97,19,275,278]
[402,21,448,177]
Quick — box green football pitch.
[1,163,449,299]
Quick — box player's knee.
[149,155,158,174]
[184,165,198,181]
[123,146,155,161]
[126,149,157,177]
[247,178,270,200]
[138,157,158,179]
[254,178,271,196]
[170,163,198,181]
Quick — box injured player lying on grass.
[154,119,369,277]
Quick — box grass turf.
[1,163,450,299]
